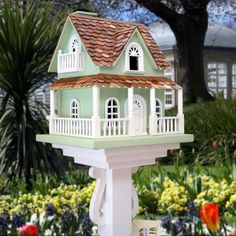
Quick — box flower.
[212,140,218,149]
[200,203,220,233]
[12,214,25,227]
[230,233,236,236]
[45,203,56,216]
[234,149,236,157]
[19,223,38,236]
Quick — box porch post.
[149,88,157,135]
[92,86,101,137]
[128,87,135,135]
[177,88,184,133]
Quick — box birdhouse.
[37,11,193,236]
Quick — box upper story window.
[105,98,120,119]
[164,67,175,109]
[69,34,80,53]
[125,43,144,72]
[70,99,79,118]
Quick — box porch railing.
[49,116,183,138]
[156,116,180,134]
[100,118,129,137]
[50,117,92,137]
[57,50,85,73]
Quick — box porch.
[49,80,184,138]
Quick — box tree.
[95,0,236,103]
[0,1,65,190]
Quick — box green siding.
[59,88,93,118]
[59,87,165,119]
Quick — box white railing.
[157,116,180,134]
[51,117,92,137]
[101,118,129,137]
[57,50,85,73]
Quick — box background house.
[150,22,236,108]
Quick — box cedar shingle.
[51,74,181,90]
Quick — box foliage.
[0,183,95,235]
[0,1,65,190]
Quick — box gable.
[48,17,99,75]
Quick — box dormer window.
[125,43,144,73]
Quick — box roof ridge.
[69,13,145,27]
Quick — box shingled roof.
[69,14,170,69]
[51,74,181,90]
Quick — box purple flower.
[45,203,56,216]
[12,214,25,227]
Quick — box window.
[207,63,227,98]
[70,99,79,118]
[164,68,175,108]
[156,99,162,117]
[69,34,80,52]
[125,43,144,72]
[232,64,236,97]
[105,98,119,119]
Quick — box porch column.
[149,88,157,135]
[128,87,135,135]
[177,88,184,133]
[92,86,101,137]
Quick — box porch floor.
[36,133,194,150]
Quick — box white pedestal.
[53,143,180,236]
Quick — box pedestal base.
[52,143,179,236]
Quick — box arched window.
[105,98,120,119]
[125,43,144,72]
[69,34,80,53]
[70,99,79,118]
[156,99,162,117]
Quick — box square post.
[128,87,135,135]
[49,90,56,134]
[92,86,101,137]
[149,88,157,135]
[177,88,184,133]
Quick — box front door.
[125,95,146,135]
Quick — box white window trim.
[69,34,81,53]
[105,97,120,119]
[164,89,175,109]
[125,42,144,73]
[70,99,80,118]
[155,98,162,117]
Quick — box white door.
[125,95,146,135]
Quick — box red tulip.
[212,141,218,149]
[19,223,38,236]
[230,233,236,236]
[200,203,220,233]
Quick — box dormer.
[57,33,85,74]
[125,42,144,73]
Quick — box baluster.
[113,121,116,136]
[118,120,121,136]
[82,121,84,136]
[103,121,106,136]
[123,120,126,135]
[166,118,169,133]
[85,120,88,136]
[108,121,111,136]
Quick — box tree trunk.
[172,16,213,103]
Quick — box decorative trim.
[125,42,144,73]
[70,99,80,118]
[155,98,162,117]
[105,97,120,119]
